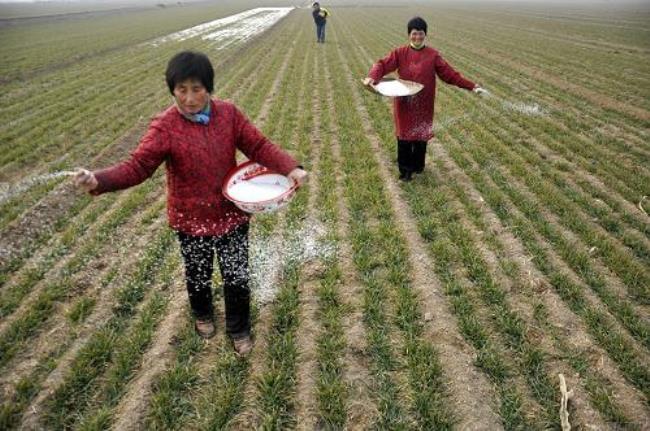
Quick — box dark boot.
[399,171,413,182]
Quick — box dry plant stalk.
[559,373,573,431]
[639,196,648,216]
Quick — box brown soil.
[294,49,326,429]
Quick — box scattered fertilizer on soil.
[0,170,77,205]
[503,101,545,116]
[433,113,469,134]
[433,95,546,135]
[250,221,335,305]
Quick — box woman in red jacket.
[363,17,487,182]
[75,51,307,355]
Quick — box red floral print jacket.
[92,99,298,236]
[368,45,475,141]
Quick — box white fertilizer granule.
[227,174,290,203]
[250,221,336,305]
[503,101,545,116]
[374,80,420,97]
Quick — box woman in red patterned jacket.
[75,51,307,355]
[363,17,488,182]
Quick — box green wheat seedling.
[252,33,315,428]
[312,53,348,428]
[327,28,457,429]
[445,146,650,400]
[0,180,161,371]
[72,255,179,430]
[446,125,649,344]
[438,85,650,298]
[437,82,649,260]
[429,154,637,427]
[0,200,165,428]
[41,229,175,429]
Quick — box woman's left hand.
[472,85,489,96]
[288,168,308,187]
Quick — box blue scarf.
[176,99,211,125]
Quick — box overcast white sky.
[1,0,649,6]
[1,0,649,2]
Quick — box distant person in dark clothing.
[312,2,329,43]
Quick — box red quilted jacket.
[92,99,298,236]
[368,45,475,141]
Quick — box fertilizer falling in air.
[0,170,77,205]
[249,221,335,305]
[434,93,546,134]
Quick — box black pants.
[397,139,427,175]
[316,22,326,42]
[177,223,250,338]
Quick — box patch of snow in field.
[250,221,334,305]
[202,8,291,49]
[149,7,292,47]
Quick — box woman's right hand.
[362,77,376,88]
[74,168,98,192]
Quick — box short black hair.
[407,16,427,35]
[165,51,214,94]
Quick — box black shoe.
[399,171,413,182]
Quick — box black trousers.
[397,139,427,175]
[177,223,250,338]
